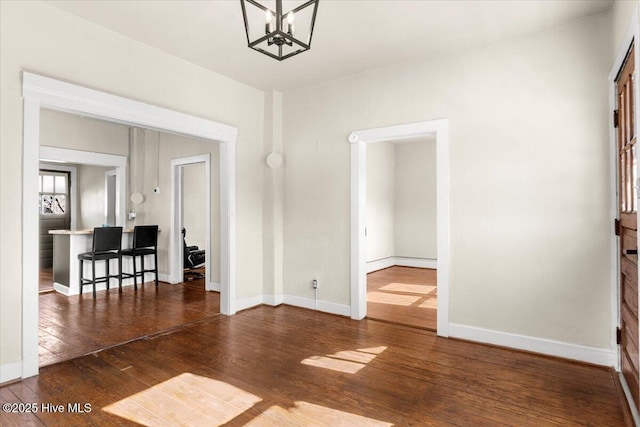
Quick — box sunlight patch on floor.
[102,373,261,426]
[243,401,393,426]
[379,283,436,295]
[301,347,388,374]
[367,291,420,306]
[419,298,437,309]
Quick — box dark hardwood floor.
[38,280,219,367]
[39,268,54,293]
[367,266,436,330]
[2,305,629,426]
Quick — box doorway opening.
[171,154,215,290]
[365,136,437,330]
[105,169,117,226]
[349,119,449,337]
[22,72,238,379]
[38,168,71,293]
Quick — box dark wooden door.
[39,170,71,268]
[617,44,639,412]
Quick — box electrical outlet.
[312,279,318,289]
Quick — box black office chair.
[121,225,159,290]
[78,226,123,298]
[182,227,205,280]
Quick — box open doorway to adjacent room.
[349,119,449,337]
[365,136,437,330]
[38,168,72,293]
[22,73,237,378]
[31,97,229,369]
[181,163,207,284]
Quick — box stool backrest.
[93,226,123,252]
[133,225,159,249]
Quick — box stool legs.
[122,253,159,290]
[154,252,159,287]
[78,256,121,298]
[105,258,110,291]
[133,254,138,290]
[79,259,84,295]
[91,258,96,298]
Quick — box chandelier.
[240,0,319,61]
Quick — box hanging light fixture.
[240,0,319,61]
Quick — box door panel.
[39,170,71,269]
[617,45,639,411]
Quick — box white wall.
[283,12,613,349]
[77,164,113,229]
[612,0,638,58]
[129,129,221,283]
[39,109,128,230]
[40,109,130,156]
[0,1,265,369]
[394,140,437,259]
[366,142,395,262]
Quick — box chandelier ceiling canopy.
[240,0,319,61]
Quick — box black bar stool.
[78,226,123,298]
[121,225,159,289]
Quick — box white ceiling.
[45,0,613,92]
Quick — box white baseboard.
[232,293,349,317]
[235,294,264,312]
[394,257,437,269]
[366,257,437,273]
[263,294,284,306]
[283,294,351,317]
[366,257,395,273]
[207,282,220,292]
[449,323,616,367]
[0,360,22,384]
[158,273,170,283]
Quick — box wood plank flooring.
[38,280,219,367]
[367,266,436,330]
[1,305,628,426]
[39,268,54,293]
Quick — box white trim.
[283,295,351,317]
[394,257,437,269]
[449,323,616,367]
[232,293,351,317]
[40,146,127,167]
[54,279,139,296]
[23,98,40,379]
[40,146,126,226]
[0,361,23,384]
[170,154,212,292]
[38,162,78,230]
[620,372,640,426]
[219,142,237,315]
[22,73,238,143]
[349,119,450,338]
[235,295,264,312]
[366,256,437,273]
[263,294,284,306]
[608,2,640,376]
[208,282,221,292]
[366,257,395,273]
[22,72,238,379]
[158,273,170,283]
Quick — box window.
[39,171,68,215]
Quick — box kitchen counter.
[48,228,155,296]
